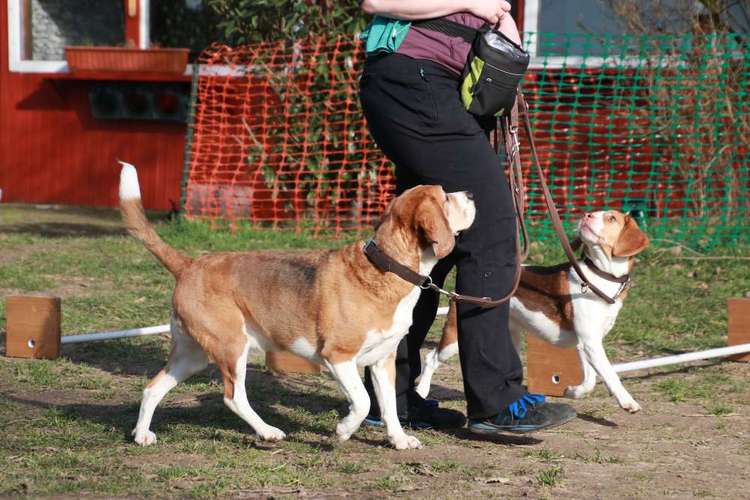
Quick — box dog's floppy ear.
[613,216,650,257]
[415,199,455,259]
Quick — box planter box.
[65,47,189,74]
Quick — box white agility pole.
[435,306,750,373]
[60,324,170,345]
[612,343,750,373]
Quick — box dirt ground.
[2,343,749,499]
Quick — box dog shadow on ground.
[5,338,357,450]
[4,365,350,451]
[63,338,172,377]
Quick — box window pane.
[31,0,124,61]
[149,0,223,60]
[536,0,624,57]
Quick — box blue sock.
[506,393,545,419]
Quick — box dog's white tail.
[118,161,192,277]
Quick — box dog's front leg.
[371,352,422,450]
[326,359,371,441]
[564,345,598,399]
[580,337,641,413]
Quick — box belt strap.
[412,18,480,44]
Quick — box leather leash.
[516,91,618,304]
[364,92,623,307]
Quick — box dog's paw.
[132,429,157,446]
[390,433,422,450]
[336,422,356,442]
[620,399,641,413]
[564,385,590,399]
[257,425,286,442]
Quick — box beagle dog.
[119,163,475,450]
[416,211,649,413]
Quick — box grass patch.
[338,462,367,474]
[707,403,735,416]
[430,458,461,473]
[525,447,564,461]
[655,378,712,403]
[1,204,749,498]
[574,448,623,464]
[536,466,564,487]
[654,368,748,409]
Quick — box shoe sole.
[468,410,577,436]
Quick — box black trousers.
[359,53,524,420]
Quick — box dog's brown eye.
[608,215,616,223]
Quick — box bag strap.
[411,18,481,44]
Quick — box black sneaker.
[363,395,466,430]
[405,398,466,429]
[469,397,576,435]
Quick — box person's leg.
[359,54,574,431]
[361,55,526,417]
[450,152,526,418]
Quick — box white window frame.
[523,0,642,69]
[7,0,151,73]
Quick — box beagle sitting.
[119,163,475,450]
[416,211,649,413]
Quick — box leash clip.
[581,282,589,294]
[614,280,633,300]
[419,276,434,290]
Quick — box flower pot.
[65,47,189,73]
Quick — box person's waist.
[364,52,460,82]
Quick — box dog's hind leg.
[564,345,598,399]
[416,303,459,399]
[371,352,422,450]
[415,342,458,399]
[133,316,208,446]
[509,318,523,356]
[415,348,439,399]
[222,339,286,442]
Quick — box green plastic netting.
[520,32,749,248]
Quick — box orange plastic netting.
[183,35,749,243]
[184,37,393,232]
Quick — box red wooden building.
[0,0,187,210]
[1,0,656,215]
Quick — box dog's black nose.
[465,191,474,200]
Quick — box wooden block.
[728,298,750,362]
[266,351,320,375]
[526,335,583,397]
[5,295,61,359]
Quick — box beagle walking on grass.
[119,162,475,450]
[417,211,649,413]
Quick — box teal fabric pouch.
[359,16,411,54]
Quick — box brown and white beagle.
[119,162,475,450]
[416,210,650,413]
